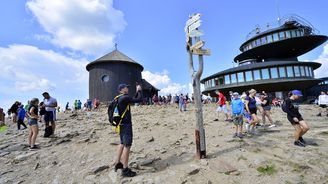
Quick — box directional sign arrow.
[190,40,205,50]
[188,29,203,37]
[186,13,201,27]
[191,48,211,56]
[188,20,202,33]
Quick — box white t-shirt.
[44,97,57,111]
[318,94,328,105]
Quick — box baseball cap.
[118,84,130,91]
[291,90,303,96]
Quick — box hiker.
[245,89,260,134]
[8,101,20,124]
[27,98,40,150]
[17,105,27,130]
[317,91,328,117]
[93,98,100,110]
[114,84,143,177]
[214,90,232,121]
[42,92,57,136]
[231,92,244,138]
[0,107,6,126]
[87,99,92,111]
[260,93,275,128]
[255,93,263,125]
[283,90,309,147]
[77,100,82,110]
[179,94,186,112]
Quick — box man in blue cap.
[114,83,143,177]
[284,90,310,147]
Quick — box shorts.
[319,105,327,108]
[44,111,56,122]
[263,106,271,111]
[120,123,133,147]
[287,115,304,125]
[232,114,243,126]
[249,108,257,115]
[216,105,228,113]
[28,119,38,126]
[244,112,252,120]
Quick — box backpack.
[281,100,288,113]
[108,94,129,127]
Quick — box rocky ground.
[0,103,328,184]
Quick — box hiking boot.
[237,133,244,138]
[294,140,305,147]
[316,113,321,117]
[114,162,123,172]
[232,133,238,138]
[28,145,40,151]
[299,137,306,144]
[213,119,219,121]
[268,124,276,128]
[122,168,137,177]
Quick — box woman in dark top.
[28,98,40,150]
[260,94,275,128]
[285,90,309,147]
[245,89,260,134]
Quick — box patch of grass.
[256,164,277,175]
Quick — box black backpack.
[108,94,129,127]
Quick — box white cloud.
[26,0,126,55]
[314,44,328,78]
[142,70,192,95]
[0,44,88,109]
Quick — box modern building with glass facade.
[201,16,328,99]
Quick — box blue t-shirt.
[231,98,244,115]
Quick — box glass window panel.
[291,30,297,37]
[251,41,256,47]
[287,66,294,77]
[300,66,305,76]
[256,39,261,46]
[296,30,301,37]
[270,68,278,78]
[261,68,270,79]
[219,77,224,85]
[305,66,309,76]
[279,67,286,77]
[285,31,291,38]
[245,71,253,81]
[309,67,314,77]
[273,33,279,41]
[253,70,261,80]
[214,78,219,86]
[237,72,244,83]
[231,74,237,84]
[279,31,286,40]
[261,37,267,44]
[299,29,304,36]
[225,75,231,84]
[294,66,300,77]
[267,35,273,43]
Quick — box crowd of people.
[0,85,327,178]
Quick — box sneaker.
[268,124,276,128]
[122,168,137,177]
[232,133,238,138]
[114,162,123,172]
[237,133,244,138]
[294,140,305,147]
[299,137,306,144]
[316,113,322,117]
[213,119,219,121]
[28,145,40,151]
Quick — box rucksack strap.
[118,105,130,125]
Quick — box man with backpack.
[113,83,143,177]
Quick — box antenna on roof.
[115,43,118,50]
[276,0,281,25]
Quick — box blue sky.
[1,0,328,111]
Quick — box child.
[17,105,27,130]
[231,92,244,138]
[27,98,40,150]
[284,90,310,147]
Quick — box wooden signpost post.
[185,13,210,159]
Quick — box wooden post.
[187,37,206,159]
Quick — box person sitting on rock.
[114,83,143,177]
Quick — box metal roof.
[86,49,144,71]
